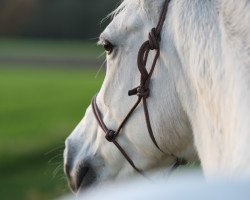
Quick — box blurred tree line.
[0,0,118,39]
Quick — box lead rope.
[91,0,186,175]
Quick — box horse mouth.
[69,165,97,193]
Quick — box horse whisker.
[95,58,107,78]
[44,145,64,155]
[52,163,64,179]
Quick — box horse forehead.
[102,4,146,41]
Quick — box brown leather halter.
[92,0,186,175]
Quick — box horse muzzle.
[64,140,97,193]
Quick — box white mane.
[110,0,137,17]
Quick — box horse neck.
[170,0,250,177]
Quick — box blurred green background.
[0,0,117,199]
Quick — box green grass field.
[0,39,101,59]
[0,39,105,200]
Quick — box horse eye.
[103,41,114,55]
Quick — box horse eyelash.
[103,41,114,55]
[98,38,116,55]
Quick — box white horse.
[64,0,250,195]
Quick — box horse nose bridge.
[64,139,75,178]
[64,139,97,192]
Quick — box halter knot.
[105,130,116,142]
[148,28,160,50]
[137,86,150,98]
[128,86,150,98]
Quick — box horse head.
[63,0,197,194]
[64,0,250,195]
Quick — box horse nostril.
[65,161,97,193]
[76,166,90,190]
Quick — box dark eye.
[103,41,114,55]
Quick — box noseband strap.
[91,0,186,174]
[92,96,143,174]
